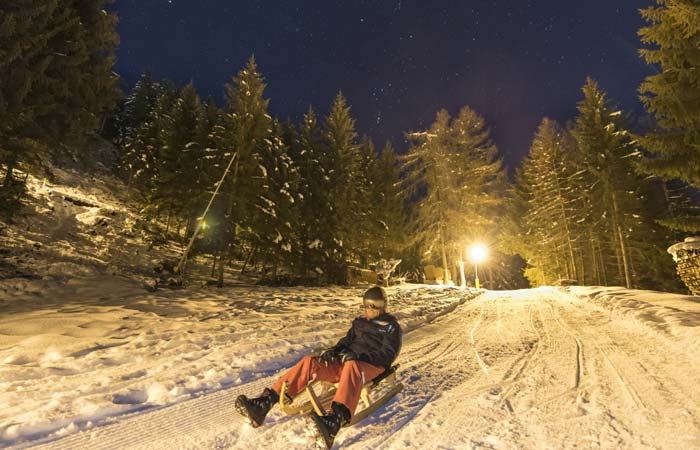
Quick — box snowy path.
[21,287,700,449]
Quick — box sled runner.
[278,364,403,426]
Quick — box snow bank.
[564,286,700,354]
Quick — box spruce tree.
[638,0,700,189]
[403,110,455,283]
[402,107,506,283]
[638,0,700,231]
[291,107,335,278]
[251,119,301,276]
[0,0,118,212]
[68,0,121,141]
[373,141,407,260]
[151,82,205,234]
[355,136,381,265]
[119,74,161,185]
[323,92,360,277]
[517,118,585,285]
[116,73,159,148]
[572,78,678,290]
[1,0,57,197]
[215,56,272,286]
[123,82,178,198]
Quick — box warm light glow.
[201,221,209,230]
[469,245,488,263]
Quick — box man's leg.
[271,355,343,398]
[333,361,386,416]
[308,361,386,449]
[237,355,342,427]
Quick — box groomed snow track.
[21,288,700,449]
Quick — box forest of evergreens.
[1,0,699,291]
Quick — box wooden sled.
[278,364,403,426]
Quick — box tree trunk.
[617,224,632,288]
[177,218,185,242]
[439,229,449,284]
[217,158,240,288]
[553,171,578,281]
[2,148,18,190]
[211,252,218,278]
[589,237,598,285]
[217,255,226,287]
[597,236,608,286]
[611,192,631,288]
[242,245,257,274]
[165,208,173,235]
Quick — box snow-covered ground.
[3,166,700,449]
[2,280,700,449]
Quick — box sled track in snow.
[24,373,278,450]
[545,300,583,389]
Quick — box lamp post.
[469,245,487,289]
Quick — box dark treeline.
[109,59,407,285]
[1,1,699,290]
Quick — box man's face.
[364,305,384,319]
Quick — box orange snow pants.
[271,355,385,416]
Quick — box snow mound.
[564,286,700,354]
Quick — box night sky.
[110,0,655,169]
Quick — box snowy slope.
[0,280,476,448]
[2,283,700,449]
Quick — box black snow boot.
[235,387,279,427]
[308,402,351,449]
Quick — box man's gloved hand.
[318,348,339,366]
[341,351,358,364]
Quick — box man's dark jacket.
[332,312,402,369]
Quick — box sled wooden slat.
[348,382,403,426]
[279,381,337,415]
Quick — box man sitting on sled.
[236,286,402,448]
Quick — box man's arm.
[318,324,355,365]
[334,325,354,352]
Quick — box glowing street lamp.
[469,244,488,289]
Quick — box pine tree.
[251,119,301,276]
[68,0,121,141]
[372,141,407,260]
[119,74,161,184]
[403,110,455,283]
[323,92,360,277]
[517,118,586,285]
[638,0,700,189]
[355,136,381,265]
[637,0,700,231]
[1,0,57,199]
[123,82,178,198]
[116,73,159,148]
[151,82,205,234]
[402,107,506,283]
[214,56,272,286]
[572,78,678,290]
[290,107,335,278]
[0,0,118,212]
